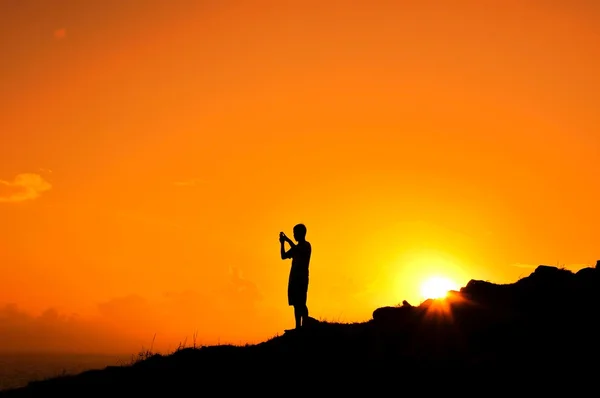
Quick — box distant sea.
[0,353,129,391]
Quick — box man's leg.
[301,304,309,326]
[293,305,302,329]
[301,286,309,326]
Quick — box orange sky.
[1,0,599,354]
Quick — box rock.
[372,304,414,322]
[303,316,320,328]
[531,265,567,277]
[576,267,596,278]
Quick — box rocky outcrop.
[373,264,600,323]
[372,300,414,323]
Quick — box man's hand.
[279,232,286,244]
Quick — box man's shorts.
[288,278,308,306]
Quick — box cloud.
[510,263,538,269]
[115,212,180,229]
[0,173,52,203]
[511,263,593,271]
[566,263,593,269]
[0,304,139,354]
[96,279,264,348]
[0,270,265,354]
[97,295,150,321]
[173,179,204,187]
[1,270,266,355]
[54,28,67,39]
[226,266,262,304]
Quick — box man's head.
[293,223,307,242]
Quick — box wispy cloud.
[54,28,67,40]
[0,173,52,203]
[173,178,204,187]
[115,212,179,229]
[510,263,538,269]
[511,262,594,272]
[566,263,593,268]
[227,266,262,303]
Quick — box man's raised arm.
[280,239,288,259]
[280,235,295,260]
[285,235,296,248]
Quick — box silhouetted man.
[280,224,311,330]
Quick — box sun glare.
[420,276,459,300]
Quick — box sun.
[420,276,459,300]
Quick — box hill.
[3,264,600,396]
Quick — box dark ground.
[2,264,599,396]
